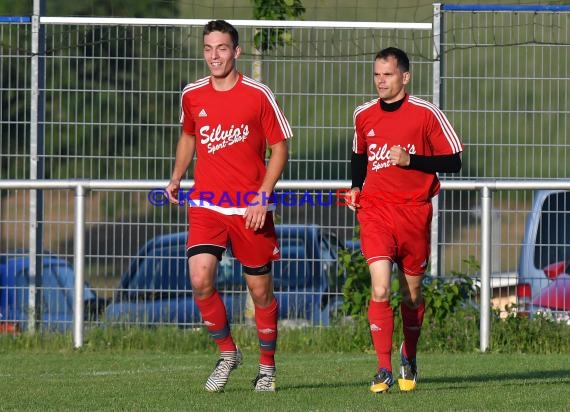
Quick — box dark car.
[0,254,102,333]
[104,224,347,327]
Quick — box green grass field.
[1,351,568,411]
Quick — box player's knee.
[191,284,215,299]
[189,271,216,297]
[250,289,274,307]
[402,292,423,309]
[371,285,390,301]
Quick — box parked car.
[528,261,570,323]
[0,253,103,333]
[103,224,347,327]
[517,190,570,319]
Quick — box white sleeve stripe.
[242,77,293,138]
[352,99,378,153]
[408,96,462,153]
[408,96,461,152]
[180,77,210,125]
[242,77,293,139]
[353,99,378,121]
[182,76,209,91]
[179,93,184,124]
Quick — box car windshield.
[127,245,189,294]
[1,260,91,322]
[534,191,570,269]
[40,264,75,316]
[124,245,241,299]
[274,237,313,289]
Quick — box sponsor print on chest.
[368,141,416,172]
[199,122,250,154]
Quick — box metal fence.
[1,16,433,267]
[435,4,570,279]
[2,7,570,349]
[1,17,434,334]
[3,180,570,351]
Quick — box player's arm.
[351,152,368,190]
[166,131,196,204]
[389,146,462,173]
[408,152,461,173]
[261,140,289,194]
[347,152,367,211]
[349,111,368,210]
[390,105,463,173]
[244,140,288,230]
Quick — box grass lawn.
[1,351,569,411]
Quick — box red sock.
[368,300,394,372]
[254,297,278,367]
[400,302,425,359]
[195,289,236,352]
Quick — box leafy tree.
[251,0,305,52]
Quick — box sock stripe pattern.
[401,302,425,360]
[259,364,276,375]
[195,289,237,352]
[259,338,277,351]
[254,297,278,367]
[209,324,231,341]
[368,300,394,372]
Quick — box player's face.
[203,31,241,79]
[373,56,410,103]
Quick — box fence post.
[73,184,86,348]
[430,3,442,277]
[480,186,492,352]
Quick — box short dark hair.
[203,20,239,48]
[375,47,409,73]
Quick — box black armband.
[408,152,462,173]
[351,152,368,189]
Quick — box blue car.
[0,254,101,333]
[104,224,347,326]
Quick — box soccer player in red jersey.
[347,47,463,393]
[165,20,291,392]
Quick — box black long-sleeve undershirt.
[408,152,462,173]
[350,152,462,190]
[351,96,461,189]
[351,152,368,190]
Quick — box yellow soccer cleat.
[398,342,418,392]
[369,368,394,393]
[397,377,417,392]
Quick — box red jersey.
[352,94,463,203]
[180,73,292,214]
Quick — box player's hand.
[244,192,268,230]
[389,145,410,167]
[347,188,361,212]
[165,179,180,205]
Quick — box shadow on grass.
[423,369,570,385]
[274,369,570,392]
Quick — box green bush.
[1,313,568,354]
[338,247,476,324]
[333,238,570,354]
[0,251,567,355]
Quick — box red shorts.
[187,207,280,269]
[357,201,432,276]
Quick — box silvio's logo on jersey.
[199,123,250,154]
